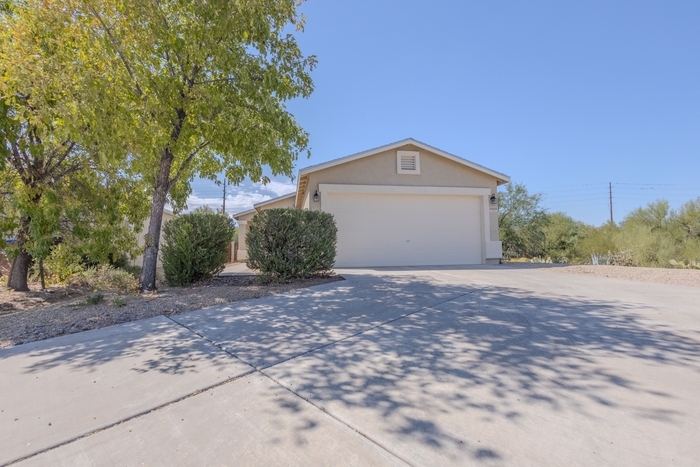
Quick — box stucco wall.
[131,210,176,268]
[304,144,501,241]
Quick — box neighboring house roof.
[232,192,296,220]
[233,208,256,220]
[253,192,296,209]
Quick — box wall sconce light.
[490,194,497,205]
[313,190,320,202]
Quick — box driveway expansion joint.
[259,369,416,467]
[4,368,256,467]
[165,315,256,371]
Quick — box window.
[397,151,420,174]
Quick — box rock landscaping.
[0,274,343,348]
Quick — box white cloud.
[187,191,272,215]
[186,179,296,217]
[254,180,296,196]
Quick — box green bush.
[161,208,235,286]
[246,208,337,283]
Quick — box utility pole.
[222,179,226,215]
[609,182,614,224]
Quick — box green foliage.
[541,212,580,263]
[44,245,84,283]
[497,182,700,268]
[161,208,236,286]
[85,292,104,305]
[498,182,549,259]
[113,297,127,307]
[6,0,316,289]
[574,222,619,262]
[1,3,151,290]
[246,208,337,283]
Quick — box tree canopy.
[39,0,317,290]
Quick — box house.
[234,138,510,267]
[131,209,176,270]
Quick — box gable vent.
[397,150,420,174]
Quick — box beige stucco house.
[234,138,510,267]
[131,209,176,270]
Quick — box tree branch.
[45,141,77,177]
[85,2,144,98]
[169,141,210,187]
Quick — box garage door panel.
[325,192,483,267]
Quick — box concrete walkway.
[1,266,699,466]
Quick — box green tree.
[675,197,700,240]
[498,182,549,259]
[623,199,673,232]
[542,212,580,262]
[1,2,149,290]
[35,0,316,290]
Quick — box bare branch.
[45,141,77,176]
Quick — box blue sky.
[189,0,700,226]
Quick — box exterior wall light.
[313,190,320,202]
[490,194,497,205]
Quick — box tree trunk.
[7,217,32,292]
[138,150,174,291]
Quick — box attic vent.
[397,151,420,175]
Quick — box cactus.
[591,253,611,265]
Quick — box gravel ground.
[503,262,700,288]
[0,274,343,349]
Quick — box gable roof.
[298,138,510,182]
[294,138,510,208]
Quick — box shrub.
[246,208,337,283]
[67,265,139,293]
[161,208,236,286]
[85,292,104,305]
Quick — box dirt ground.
[0,274,343,349]
[502,262,700,288]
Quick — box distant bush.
[246,208,337,283]
[161,209,235,286]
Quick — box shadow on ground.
[263,274,700,465]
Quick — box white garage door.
[324,192,483,267]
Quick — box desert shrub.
[161,209,235,286]
[610,249,636,267]
[67,265,139,293]
[85,292,105,305]
[246,208,337,283]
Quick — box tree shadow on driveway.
[263,275,700,466]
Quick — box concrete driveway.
[1,266,699,466]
